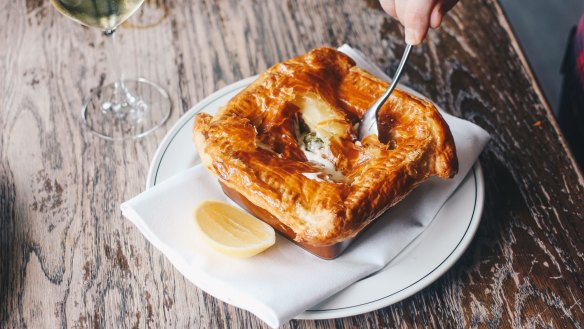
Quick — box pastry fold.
[193,47,458,247]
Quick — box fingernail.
[405,28,422,45]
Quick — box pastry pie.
[193,47,458,258]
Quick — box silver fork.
[358,44,413,140]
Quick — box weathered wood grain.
[1,0,583,328]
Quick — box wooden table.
[2,0,583,327]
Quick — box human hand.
[379,0,459,45]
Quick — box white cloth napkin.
[121,45,490,328]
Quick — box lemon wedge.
[193,200,276,258]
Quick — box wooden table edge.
[493,0,584,186]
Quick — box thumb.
[403,0,434,44]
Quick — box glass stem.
[104,28,130,114]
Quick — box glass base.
[81,78,172,141]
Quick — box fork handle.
[375,44,413,116]
[359,44,413,138]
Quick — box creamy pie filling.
[294,95,350,183]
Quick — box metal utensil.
[358,44,413,140]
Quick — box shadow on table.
[0,174,18,325]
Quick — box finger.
[394,0,407,25]
[430,0,458,29]
[403,0,435,44]
[430,3,443,29]
[379,0,397,18]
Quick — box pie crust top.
[193,47,458,246]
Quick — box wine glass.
[50,0,171,140]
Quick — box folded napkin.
[121,45,490,328]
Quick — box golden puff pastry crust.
[193,47,458,250]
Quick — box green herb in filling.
[303,132,324,151]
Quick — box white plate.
[146,77,485,320]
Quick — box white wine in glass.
[50,0,172,140]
